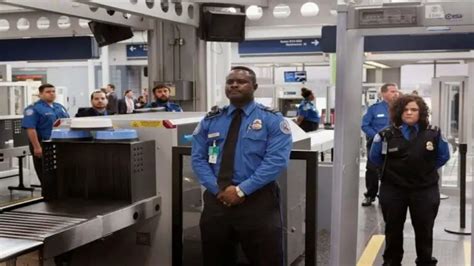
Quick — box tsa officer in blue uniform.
[192,66,292,266]
[361,83,399,206]
[296,87,320,132]
[22,83,69,185]
[146,83,183,112]
[370,94,449,266]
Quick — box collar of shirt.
[155,101,170,107]
[401,123,419,139]
[38,99,54,108]
[227,100,257,117]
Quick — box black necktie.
[409,126,417,141]
[217,109,243,190]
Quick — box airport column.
[330,4,365,266]
[148,20,165,100]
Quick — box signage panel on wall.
[238,38,322,55]
[126,44,148,58]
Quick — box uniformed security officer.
[296,87,320,132]
[145,84,183,112]
[191,66,292,266]
[370,94,449,266]
[22,83,70,185]
[361,83,399,206]
[75,90,109,117]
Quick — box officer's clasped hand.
[217,185,245,207]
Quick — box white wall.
[401,63,468,96]
[47,66,89,116]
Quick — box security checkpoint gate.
[331,2,474,265]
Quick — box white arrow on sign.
[129,46,136,52]
[311,40,319,46]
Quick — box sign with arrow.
[238,38,322,55]
[126,44,148,58]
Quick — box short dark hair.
[107,84,115,90]
[90,90,106,100]
[124,89,132,96]
[301,87,313,99]
[38,83,55,93]
[230,66,257,85]
[390,94,430,130]
[381,83,397,93]
[152,84,171,94]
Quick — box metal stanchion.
[445,143,470,235]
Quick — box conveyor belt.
[0,211,86,241]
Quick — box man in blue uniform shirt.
[361,83,398,206]
[22,84,69,185]
[192,66,292,266]
[146,84,183,112]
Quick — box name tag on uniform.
[377,114,385,117]
[388,147,399,152]
[208,132,220,138]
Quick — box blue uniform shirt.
[21,100,70,140]
[370,123,450,169]
[145,101,183,112]
[361,101,390,139]
[297,99,320,123]
[191,101,293,196]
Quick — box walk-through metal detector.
[331,2,474,265]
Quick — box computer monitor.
[284,71,307,83]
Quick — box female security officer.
[296,87,320,132]
[370,94,450,266]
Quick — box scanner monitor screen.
[284,71,307,83]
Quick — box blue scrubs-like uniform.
[21,100,69,184]
[297,99,320,132]
[191,101,292,266]
[361,100,390,200]
[145,101,183,112]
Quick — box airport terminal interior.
[0,0,473,265]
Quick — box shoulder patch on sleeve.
[280,120,291,135]
[25,108,34,116]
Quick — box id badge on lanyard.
[208,140,220,164]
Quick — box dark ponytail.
[301,87,312,99]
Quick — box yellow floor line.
[464,240,471,266]
[357,235,385,266]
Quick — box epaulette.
[427,125,440,132]
[379,126,395,140]
[205,105,224,119]
[257,104,279,114]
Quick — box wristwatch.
[235,186,245,198]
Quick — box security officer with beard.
[192,66,292,266]
[370,94,449,266]
[146,84,183,112]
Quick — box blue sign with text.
[238,38,321,55]
[126,44,148,58]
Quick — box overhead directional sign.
[238,38,322,55]
[126,44,148,58]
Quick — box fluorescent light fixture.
[363,64,377,69]
[365,61,390,68]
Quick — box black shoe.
[361,196,375,207]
